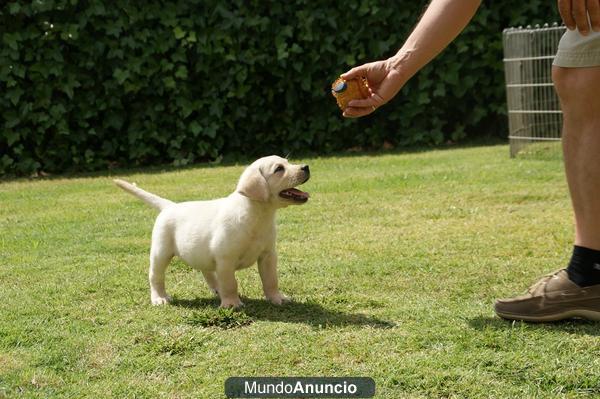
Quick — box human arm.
[342,0,481,118]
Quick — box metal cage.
[503,24,566,157]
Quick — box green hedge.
[0,0,558,175]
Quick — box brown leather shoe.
[495,269,600,322]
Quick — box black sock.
[566,245,600,287]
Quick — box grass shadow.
[172,296,395,329]
[467,315,600,336]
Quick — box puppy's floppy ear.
[236,166,270,202]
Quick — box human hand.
[340,58,407,118]
[558,0,600,35]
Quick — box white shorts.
[554,28,600,67]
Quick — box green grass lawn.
[2,144,599,398]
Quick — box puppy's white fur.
[114,156,310,308]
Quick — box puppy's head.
[236,156,310,207]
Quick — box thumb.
[341,64,369,80]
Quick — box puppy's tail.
[113,179,175,211]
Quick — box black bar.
[225,377,375,398]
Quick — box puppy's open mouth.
[279,188,310,203]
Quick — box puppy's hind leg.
[201,270,219,296]
[149,247,173,305]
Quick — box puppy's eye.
[274,165,285,173]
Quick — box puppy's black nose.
[301,164,310,175]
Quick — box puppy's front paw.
[266,292,291,305]
[220,297,244,309]
[151,295,172,305]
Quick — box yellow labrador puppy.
[114,156,310,308]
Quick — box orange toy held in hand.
[331,77,370,111]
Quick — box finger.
[588,0,600,31]
[341,64,369,80]
[572,0,590,34]
[342,106,374,118]
[373,71,404,104]
[347,94,383,108]
[347,98,376,108]
[558,0,576,29]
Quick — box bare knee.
[552,66,600,106]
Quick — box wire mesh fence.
[503,23,566,157]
